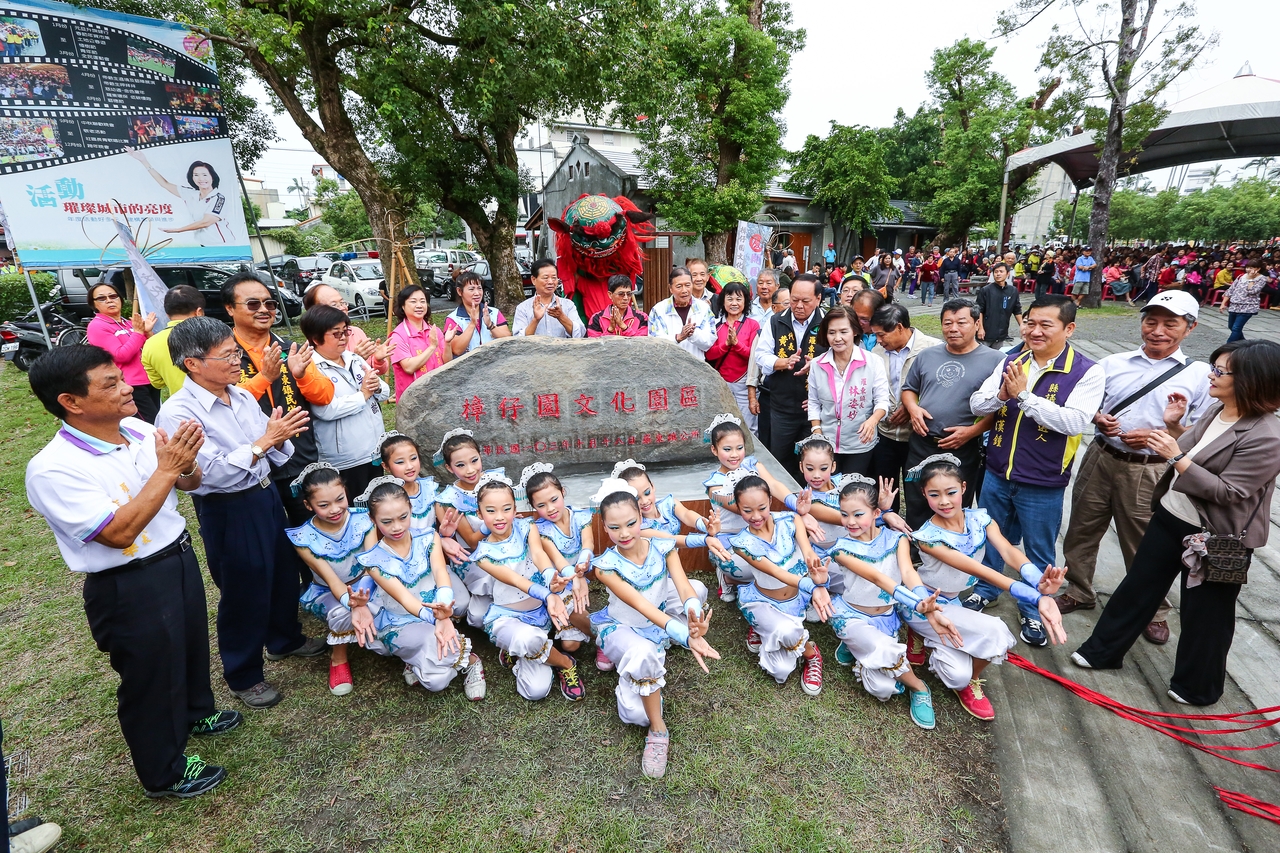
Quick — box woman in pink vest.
[806,306,890,475]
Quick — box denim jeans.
[921,280,936,304]
[1226,311,1254,343]
[971,471,1066,621]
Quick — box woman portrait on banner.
[124,148,238,245]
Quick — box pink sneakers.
[329,662,353,696]
[954,678,995,720]
[595,646,615,672]
[641,730,670,778]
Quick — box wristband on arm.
[1018,562,1045,587]
[664,617,690,648]
[1009,581,1042,607]
[784,494,799,512]
[435,586,454,608]
[695,517,708,533]
[575,548,592,568]
[527,582,551,602]
[684,533,707,549]
[339,592,351,608]
[559,565,578,579]
[351,574,376,597]
[892,584,923,610]
[416,605,437,624]
[798,576,817,595]
[684,597,703,620]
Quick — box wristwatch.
[251,444,265,460]
[1016,390,1031,404]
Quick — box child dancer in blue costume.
[471,472,592,702]
[517,462,594,682]
[702,413,807,603]
[909,454,1066,721]
[349,480,487,699]
[788,435,911,554]
[724,471,828,695]
[590,477,718,779]
[434,428,502,628]
[286,463,380,697]
[822,474,960,729]
[371,432,470,619]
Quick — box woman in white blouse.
[806,305,890,475]
[125,148,237,245]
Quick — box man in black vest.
[752,274,826,480]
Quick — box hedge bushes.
[0,272,56,322]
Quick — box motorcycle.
[1,302,87,372]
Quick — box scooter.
[1,302,86,371]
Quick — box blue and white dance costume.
[356,532,473,691]
[909,509,1017,689]
[704,456,761,586]
[287,508,377,647]
[824,530,913,700]
[473,517,576,700]
[590,538,708,726]
[640,494,682,536]
[534,508,594,645]
[437,475,499,628]
[730,512,813,683]
[401,475,471,621]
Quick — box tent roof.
[1005,69,1280,186]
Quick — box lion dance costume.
[549,194,655,318]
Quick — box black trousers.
[871,436,911,502]
[1076,506,1243,705]
[82,542,215,791]
[197,482,305,691]
[132,385,161,424]
[904,433,984,529]
[756,389,772,448]
[769,405,809,482]
[835,450,874,476]
[338,462,375,506]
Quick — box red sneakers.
[905,628,927,666]
[954,678,995,720]
[800,646,824,696]
[595,646,615,672]
[329,662,353,696]
[746,626,762,653]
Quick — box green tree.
[1049,194,1092,242]
[917,38,1064,245]
[786,124,897,261]
[321,192,374,246]
[877,107,943,203]
[1206,178,1280,242]
[614,0,804,263]
[204,0,645,311]
[1002,0,1218,306]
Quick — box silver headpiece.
[355,475,406,505]
[590,477,639,508]
[432,427,474,465]
[905,453,962,479]
[516,462,555,497]
[713,467,758,497]
[610,458,646,479]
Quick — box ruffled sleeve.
[285,521,316,550]
[730,529,769,560]
[967,508,993,533]
[909,521,950,549]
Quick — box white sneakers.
[11,823,62,853]
[463,654,487,701]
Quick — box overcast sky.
[246,0,1275,206]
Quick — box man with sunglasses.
[222,273,333,530]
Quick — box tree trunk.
[703,232,729,266]
[469,211,523,316]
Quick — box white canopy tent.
[996,66,1280,245]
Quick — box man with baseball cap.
[1057,290,1212,644]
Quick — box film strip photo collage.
[0,7,224,172]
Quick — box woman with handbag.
[1073,339,1280,705]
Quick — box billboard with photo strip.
[0,0,250,268]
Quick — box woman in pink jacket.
[704,281,760,431]
[85,281,159,421]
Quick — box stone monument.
[396,335,759,477]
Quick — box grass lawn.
[0,348,1008,852]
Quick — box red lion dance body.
[548,194,655,318]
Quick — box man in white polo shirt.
[25,345,239,800]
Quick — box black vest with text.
[238,332,319,484]
[765,310,826,412]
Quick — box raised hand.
[351,605,378,648]
[707,536,732,564]
[1163,392,1189,429]
[360,367,382,398]
[262,405,310,448]
[704,508,721,537]
[435,617,461,658]
[688,606,712,641]
[915,589,942,615]
[1000,362,1028,400]
[877,476,898,511]
[794,488,813,516]
[371,338,389,367]
[154,419,204,478]
[346,583,372,609]
[260,341,283,377]
[1145,428,1181,460]
[548,571,571,594]
[532,300,547,322]
[438,507,461,539]
[1038,565,1065,596]
[354,334,377,362]
[286,341,314,378]
[1038,596,1067,645]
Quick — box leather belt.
[94,532,193,577]
[200,476,273,501]
[1099,441,1165,465]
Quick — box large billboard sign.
[0,0,251,268]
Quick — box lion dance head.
[548,194,655,317]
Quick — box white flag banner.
[115,219,168,326]
[733,221,773,289]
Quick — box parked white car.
[320,258,385,311]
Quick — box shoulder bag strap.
[1105,360,1195,418]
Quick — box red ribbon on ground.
[1006,652,1280,825]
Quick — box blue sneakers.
[908,687,936,730]
[1020,616,1048,648]
[962,592,993,612]
[833,642,854,666]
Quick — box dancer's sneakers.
[954,678,995,720]
[595,646,615,671]
[558,662,585,702]
[403,663,419,686]
[328,662,353,696]
[641,730,670,779]
[189,710,243,736]
[908,687,936,730]
[905,628,927,666]
[745,626,762,654]
[717,567,737,602]
[498,649,516,670]
[800,647,824,697]
[463,653,486,701]
[833,641,854,667]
